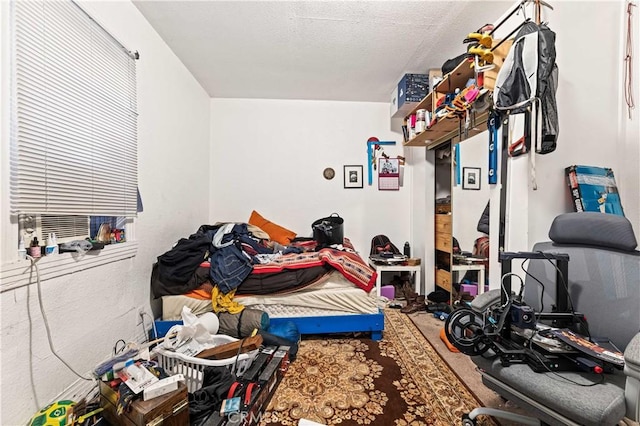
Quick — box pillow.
[248,210,296,245]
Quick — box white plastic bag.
[162,306,216,355]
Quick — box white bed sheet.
[162,270,378,320]
[162,294,212,320]
[235,270,378,316]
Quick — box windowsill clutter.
[0,242,139,291]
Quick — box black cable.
[520,258,545,313]
[537,251,592,341]
[529,350,605,387]
[233,337,248,374]
[537,251,575,311]
[113,339,127,355]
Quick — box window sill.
[0,242,138,292]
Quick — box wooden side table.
[368,259,422,297]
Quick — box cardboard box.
[100,380,189,426]
[565,165,625,216]
[391,73,429,118]
[428,68,443,92]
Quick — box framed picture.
[463,167,481,190]
[343,165,363,188]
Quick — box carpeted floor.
[260,309,497,426]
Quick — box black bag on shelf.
[441,53,467,75]
[312,213,344,247]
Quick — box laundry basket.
[153,335,258,393]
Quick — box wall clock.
[323,167,335,180]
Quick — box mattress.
[235,270,378,317]
[162,270,378,320]
[162,294,213,320]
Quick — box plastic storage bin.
[153,334,258,393]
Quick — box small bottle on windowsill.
[18,235,27,260]
[29,237,41,258]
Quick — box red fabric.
[252,249,376,293]
[199,238,376,293]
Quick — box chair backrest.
[523,212,640,352]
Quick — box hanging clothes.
[493,20,559,154]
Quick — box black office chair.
[453,212,640,425]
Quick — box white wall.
[410,1,640,293]
[209,99,408,259]
[0,1,211,424]
[407,147,431,294]
[510,1,640,250]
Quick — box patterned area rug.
[260,309,497,425]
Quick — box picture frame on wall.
[462,167,481,190]
[344,165,363,188]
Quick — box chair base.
[463,407,541,426]
[479,372,583,426]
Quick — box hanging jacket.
[493,21,559,153]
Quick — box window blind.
[40,215,90,242]
[10,0,138,217]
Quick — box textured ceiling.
[133,1,511,102]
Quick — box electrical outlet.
[137,307,145,325]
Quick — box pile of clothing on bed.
[151,222,377,322]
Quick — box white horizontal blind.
[10,0,138,216]
[40,215,90,242]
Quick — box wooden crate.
[100,380,189,426]
[434,214,452,234]
[435,268,452,292]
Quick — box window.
[2,0,139,286]
[10,1,138,245]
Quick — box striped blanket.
[252,248,376,293]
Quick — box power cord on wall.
[27,255,94,382]
[140,311,158,342]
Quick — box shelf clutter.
[401,37,512,149]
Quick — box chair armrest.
[625,333,640,422]
[624,333,640,380]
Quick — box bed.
[152,224,385,340]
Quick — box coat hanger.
[524,0,554,24]
[490,0,553,35]
[491,18,532,52]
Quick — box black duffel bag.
[441,52,467,75]
[312,213,344,247]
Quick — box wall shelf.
[403,56,489,149]
[405,111,490,149]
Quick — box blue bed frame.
[269,309,385,341]
[154,309,385,341]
